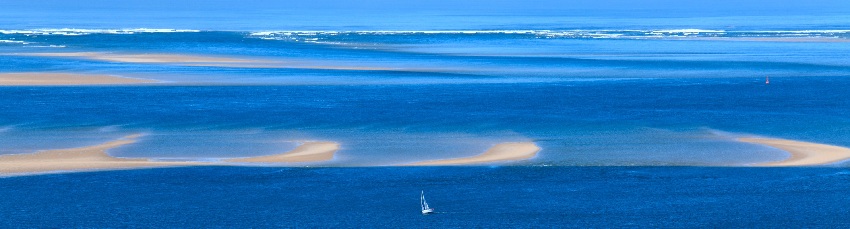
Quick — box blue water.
[1,166,849,227]
[1,79,848,165]
[2,0,850,30]
[2,0,850,227]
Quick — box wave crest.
[247,29,850,42]
[0,28,200,36]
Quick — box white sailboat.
[420,190,434,214]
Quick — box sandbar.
[24,52,259,64]
[226,141,340,163]
[406,142,540,166]
[0,136,342,176]
[0,134,202,175]
[18,52,399,70]
[738,137,850,166]
[0,73,157,85]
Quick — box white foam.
[251,29,849,35]
[748,30,850,33]
[244,29,850,42]
[651,29,726,33]
[25,45,66,48]
[0,39,29,44]
[249,30,545,36]
[249,31,275,36]
[0,28,200,35]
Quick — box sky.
[1,0,848,30]
[3,0,848,14]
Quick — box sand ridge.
[739,137,850,166]
[23,52,263,65]
[406,142,540,166]
[0,134,202,175]
[17,52,400,71]
[0,72,157,85]
[0,136,343,176]
[225,141,340,163]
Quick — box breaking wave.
[0,28,201,36]
[248,29,850,42]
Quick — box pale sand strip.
[406,142,540,166]
[21,52,280,69]
[0,135,202,175]
[19,52,397,70]
[25,52,259,64]
[739,137,850,166]
[0,73,157,85]
[225,142,340,163]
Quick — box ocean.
[2,167,850,227]
[1,0,850,227]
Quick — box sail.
[421,190,430,210]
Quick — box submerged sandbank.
[406,142,540,166]
[739,137,850,166]
[225,142,340,163]
[0,73,157,85]
[0,135,202,175]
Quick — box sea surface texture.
[1,0,850,227]
[2,167,850,228]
